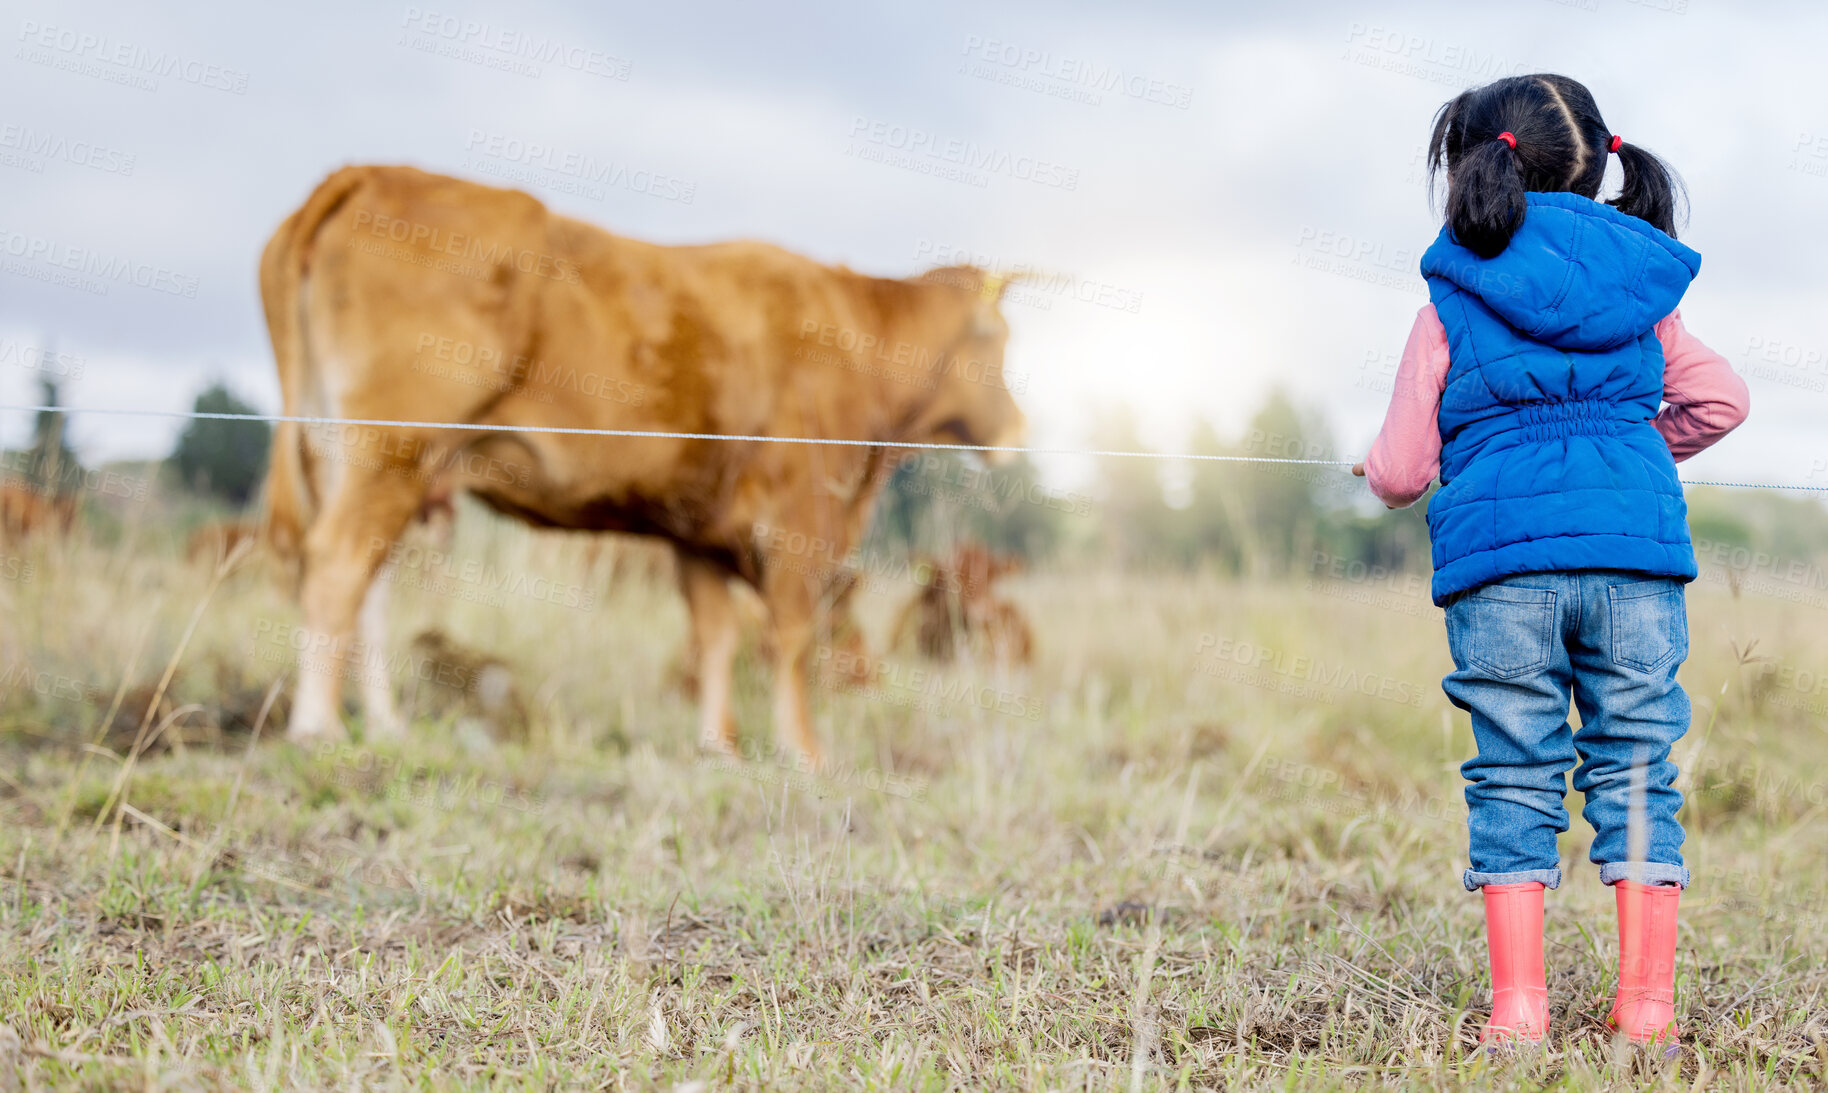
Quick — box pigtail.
[1607,140,1686,237]
[1426,91,1470,187]
[1445,138,1529,259]
[1427,87,1529,258]
[1426,75,1689,255]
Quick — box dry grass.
[1,512,1825,1091]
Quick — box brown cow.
[185,485,452,568]
[0,482,78,540]
[891,543,1034,666]
[259,165,1026,761]
[185,519,261,566]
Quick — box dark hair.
[1427,74,1685,258]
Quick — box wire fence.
[0,403,1812,492]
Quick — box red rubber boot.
[1480,881,1549,1044]
[1608,880,1681,1045]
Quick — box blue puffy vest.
[1420,192,1702,605]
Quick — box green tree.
[1088,405,1176,568]
[171,383,271,507]
[1225,390,1333,577]
[1178,418,1245,574]
[868,449,1068,562]
[22,376,81,493]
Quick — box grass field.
[1,510,1825,1091]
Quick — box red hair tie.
[1497,132,1518,150]
[1608,134,1624,153]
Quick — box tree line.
[10,381,1822,578]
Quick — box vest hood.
[1419,192,1700,352]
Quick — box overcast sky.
[2,0,1823,491]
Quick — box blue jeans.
[1443,570,1692,892]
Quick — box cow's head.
[911,266,1028,465]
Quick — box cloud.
[1,0,1821,485]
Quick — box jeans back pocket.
[1607,580,1688,673]
[1449,584,1557,679]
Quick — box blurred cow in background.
[186,519,261,567]
[260,165,1026,762]
[892,543,1034,667]
[0,483,78,541]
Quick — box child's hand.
[1351,462,1399,509]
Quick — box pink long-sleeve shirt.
[1363,307,1751,508]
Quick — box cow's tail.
[259,166,370,570]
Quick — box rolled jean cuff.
[1599,861,1690,889]
[1463,866,1562,892]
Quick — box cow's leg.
[357,562,406,739]
[760,568,822,765]
[678,552,739,754]
[289,466,423,744]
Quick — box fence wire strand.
[0,402,1814,490]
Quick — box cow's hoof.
[697,732,739,759]
[362,710,408,743]
[286,713,349,747]
[780,744,824,773]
